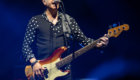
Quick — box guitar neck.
[56,37,103,68]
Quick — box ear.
[42,0,47,5]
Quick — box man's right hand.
[32,62,45,78]
[30,58,46,78]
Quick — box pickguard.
[42,58,68,80]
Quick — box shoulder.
[30,14,42,21]
[29,12,44,21]
[27,14,42,27]
[34,14,43,19]
[59,12,76,22]
[27,14,43,24]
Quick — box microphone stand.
[59,1,76,80]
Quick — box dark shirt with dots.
[22,11,96,63]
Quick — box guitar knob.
[43,69,49,78]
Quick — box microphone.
[54,0,61,3]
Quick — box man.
[22,0,109,80]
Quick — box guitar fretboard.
[56,38,101,69]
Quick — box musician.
[22,0,109,80]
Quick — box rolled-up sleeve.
[22,17,38,63]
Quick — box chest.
[36,17,63,37]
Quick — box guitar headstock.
[108,24,129,38]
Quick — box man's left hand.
[96,34,109,48]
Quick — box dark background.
[0,0,140,80]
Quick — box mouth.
[51,3,57,8]
[52,2,55,4]
[52,3,56,6]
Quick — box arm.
[22,17,37,63]
[22,17,45,78]
[69,17,107,52]
[69,17,94,46]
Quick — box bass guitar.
[25,24,129,80]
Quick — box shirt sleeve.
[22,17,39,63]
[69,17,103,52]
[69,17,95,46]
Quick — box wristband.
[31,60,38,67]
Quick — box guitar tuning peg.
[108,25,113,29]
[122,21,125,24]
[112,23,117,27]
[118,22,120,26]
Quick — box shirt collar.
[41,11,62,22]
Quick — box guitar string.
[43,43,98,77]
[47,34,111,75]
[38,34,111,78]
[44,39,99,76]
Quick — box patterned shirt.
[22,11,95,63]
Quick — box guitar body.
[25,47,70,80]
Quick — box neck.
[46,8,58,19]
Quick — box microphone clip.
[54,0,61,3]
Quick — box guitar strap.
[61,13,72,55]
[61,13,71,34]
[61,13,73,74]
[61,13,75,80]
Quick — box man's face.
[43,0,60,10]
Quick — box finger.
[97,43,100,46]
[39,69,44,77]
[97,43,102,47]
[36,71,40,78]
[37,70,42,78]
[41,67,47,76]
[100,38,106,42]
[33,71,35,78]
[101,41,106,45]
[101,37,109,42]
[104,34,109,38]
[42,67,47,74]
[101,41,107,47]
[105,37,109,41]
[103,36,109,40]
